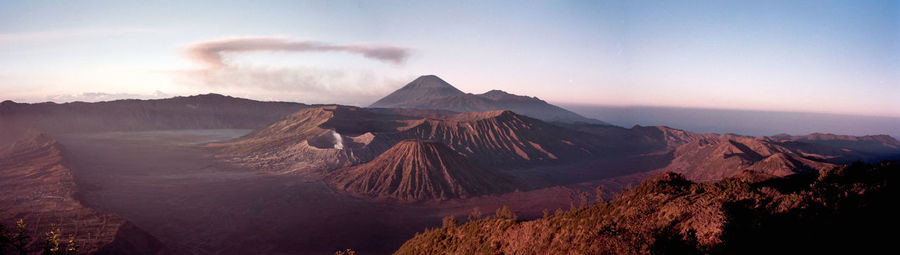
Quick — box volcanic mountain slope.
[558,123,880,181]
[212,106,408,173]
[657,132,900,181]
[326,140,516,201]
[557,123,716,155]
[770,133,900,162]
[574,125,835,182]
[660,135,835,181]
[396,161,899,254]
[369,75,466,106]
[381,110,607,168]
[0,93,307,134]
[370,75,605,124]
[215,106,606,173]
[0,132,163,254]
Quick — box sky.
[0,0,897,117]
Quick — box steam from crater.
[332,131,344,150]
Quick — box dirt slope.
[327,140,515,201]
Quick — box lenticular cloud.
[183,37,411,69]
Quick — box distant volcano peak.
[369,75,464,108]
[406,75,458,89]
[369,75,607,124]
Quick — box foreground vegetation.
[396,161,898,254]
[0,220,79,255]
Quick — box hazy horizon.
[4,88,898,139]
[563,103,900,139]
[1,0,897,117]
[5,89,900,120]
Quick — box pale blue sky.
[0,0,897,117]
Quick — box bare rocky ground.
[56,130,575,254]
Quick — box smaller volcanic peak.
[326,140,515,201]
[480,89,514,99]
[446,110,516,121]
[479,89,542,103]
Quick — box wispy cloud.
[173,36,412,105]
[183,37,410,69]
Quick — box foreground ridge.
[395,161,899,254]
[0,132,164,253]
